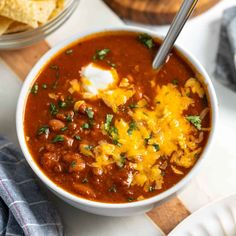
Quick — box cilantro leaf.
[138,34,155,49]
[186,115,201,130]
[93,48,110,60]
[127,121,138,135]
[52,135,64,143]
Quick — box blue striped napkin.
[215,7,236,90]
[0,136,63,236]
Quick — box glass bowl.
[0,0,79,50]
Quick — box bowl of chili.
[16,26,218,216]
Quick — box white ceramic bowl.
[16,26,218,216]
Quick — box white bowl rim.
[16,25,218,209]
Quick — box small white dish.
[169,194,236,236]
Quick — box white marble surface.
[1,0,236,235]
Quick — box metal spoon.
[152,0,198,69]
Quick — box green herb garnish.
[186,115,201,130]
[104,114,121,145]
[49,103,58,116]
[65,49,73,55]
[129,103,139,109]
[138,34,154,49]
[74,135,81,140]
[152,144,160,152]
[108,185,117,193]
[85,107,94,119]
[58,100,67,108]
[117,153,126,168]
[172,79,179,85]
[31,83,39,94]
[42,84,47,89]
[52,135,64,143]
[93,48,110,60]
[84,145,93,151]
[37,125,49,136]
[127,197,135,202]
[60,126,68,132]
[65,114,72,122]
[104,114,113,131]
[70,161,77,168]
[82,123,90,129]
[113,139,122,147]
[127,121,138,135]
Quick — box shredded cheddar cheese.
[185,78,205,98]
[68,79,80,94]
[99,88,135,112]
[68,71,205,191]
[91,83,202,191]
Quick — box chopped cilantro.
[127,197,135,202]
[152,144,160,152]
[74,135,81,140]
[42,84,47,89]
[60,126,68,132]
[70,161,77,168]
[65,49,73,55]
[104,114,113,131]
[93,48,110,60]
[129,103,139,109]
[186,115,201,130]
[37,125,49,136]
[108,185,117,193]
[138,34,155,49]
[58,100,67,108]
[117,153,126,168]
[82,123,90,129]
[172,79,179,85]
[85,107,94,119]
[127,121,138,135]
[65,114,72,122]
[84,145,93,151]
[31,83,39,94]
[52,135,64,143]
[104,114,121,145]
[113,139,122,147]
[49,103,58,116]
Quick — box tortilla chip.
[32,0,56,24]
[0,0,5,11]
[0,0,65,35]
[5,21,31,34]
[0,0,38,28]
[50,0,65,19]
[0,16,13,35]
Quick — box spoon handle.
[152,0,198,69]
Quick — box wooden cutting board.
[0,42,190,234]
[104,0,220,25]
